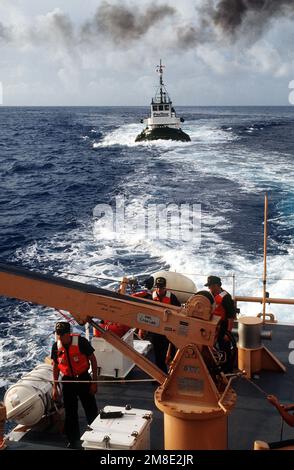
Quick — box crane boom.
[0,262,219,351]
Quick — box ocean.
[0,105,293,392]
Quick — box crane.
[0,262,236,449]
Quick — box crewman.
[51,322,98,449]
[267,395,294,426]
[205,275,235,329]
[132,277,154,340]
[265,395,294,448]
[149,277,181,373]
[205,275,236,372]
[152,277,181,306]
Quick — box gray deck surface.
[6,323,294,450]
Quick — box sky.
[0,0,294,106]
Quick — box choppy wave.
[92,121,236,149]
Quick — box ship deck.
[5,322,294,451]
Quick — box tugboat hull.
[135,127,191,142]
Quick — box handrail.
[235,296,294,306]
[13,267,294,284]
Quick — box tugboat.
[135,60,191,142]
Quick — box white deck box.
[81,406,153,450]
[92,329,151,378]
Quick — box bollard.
[237,317,286,378]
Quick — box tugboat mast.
[156,59,165,103]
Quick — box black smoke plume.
[175,0,294,49]
[0,22,10,42]
[82,1,175,43]
[0,1,293,50]
[214,0,294,35]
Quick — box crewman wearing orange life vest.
[51,322,98,449]
[132,277,154,340]
[205,275,236,372]
[149,277,181,373]
[204,275,235,332]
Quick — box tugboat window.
[164,105,169,110]
[159,105,163,111]
[152,105,158,111]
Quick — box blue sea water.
[0,105,294,392]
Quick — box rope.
[49,269,121,283]
[56,310,76,325]
[178,273,294,282]
[242,376,269,396]
[43,268,294,284]
[236,372,290,441]
[37,310,80,345]
[240,375,289,442]
[0,376,155,385]
[280,417,285,441]
[5,369,290,392]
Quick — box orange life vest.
[152,290,171,304]
[57,334,89,377]
[93,321,130,338]
[214,291,228,321]
[132,290,151,298]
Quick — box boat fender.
[151,270,197,303]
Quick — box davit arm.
[0,262,219,383]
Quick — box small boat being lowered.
[135,60,191,143]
